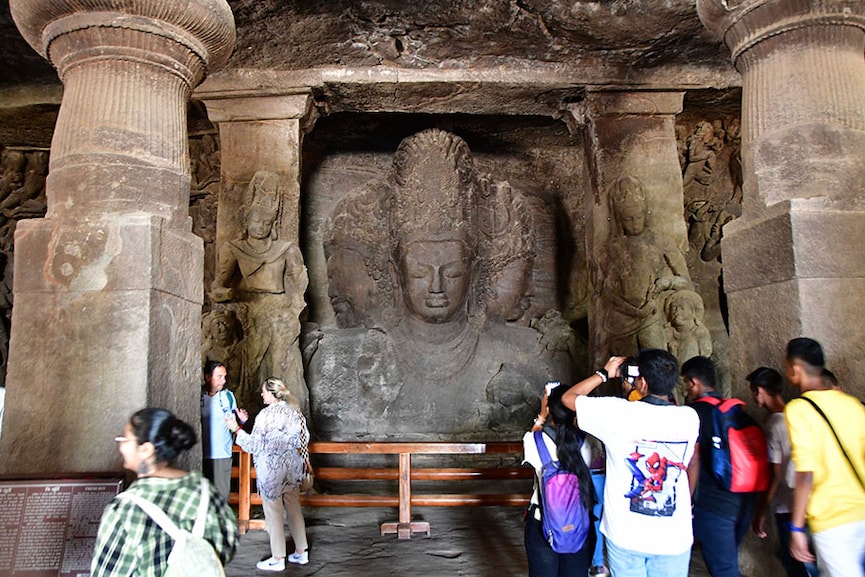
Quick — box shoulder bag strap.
[120,492,184,542]
[694,395,721,407]
[798,395,865,493]
[192,478,210,538]
[531,430,551,518]
[120,479,210,540]
[533,430,554,467]
[299,412,311,468]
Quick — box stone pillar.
[199,91,318,412]
[697,0,865,387]
[581,91,688,371]
[0,0,235,474]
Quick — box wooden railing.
[229,441,532,538]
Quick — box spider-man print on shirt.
[623,440,689,517]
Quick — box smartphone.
[545,381,561,395]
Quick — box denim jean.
[591,471,606,569]
[525,511,592,577]
[605,538,690,577]
[692,505,753,577]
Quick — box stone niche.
[298,114,589,441]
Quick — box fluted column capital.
[10,0,235,86]
[697,0,865,69]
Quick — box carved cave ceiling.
[0,0,742,148]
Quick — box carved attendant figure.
[211,170,309,413]
[664,289,713,365]
[201,309,243,399]
[603,176,691,355]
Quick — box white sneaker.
[256,557,285,571]
[288,550,309,565]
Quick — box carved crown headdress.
[243,169,283,237]
[389,129,477,254]
[609,175,646,211]
[324,180,392,295]
[478,178,535,275]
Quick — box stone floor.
[223,506,718,577]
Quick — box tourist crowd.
[523,337,864,577]
[85,336,863,577]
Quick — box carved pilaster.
[200,92,318,246]
[0,0,236,475]
[197,91,318,416]
[582,91,689,370]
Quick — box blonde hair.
[262,377,291,403]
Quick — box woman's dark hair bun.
[130,408,198,464]
[164,417,197,453]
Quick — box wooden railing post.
[238,449,251,534]
[380,451,431,539]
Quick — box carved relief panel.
[677,116,742,395]
[0,147,49,388]
[307,129,575,439]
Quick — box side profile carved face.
[487,256,533,322]
[399,239,471,324]
[327,247,377,328]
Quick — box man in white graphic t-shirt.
[563,349,699,577]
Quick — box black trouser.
[524,507,593,577]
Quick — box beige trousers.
[262,490,308,558]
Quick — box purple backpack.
[533,431,591,553]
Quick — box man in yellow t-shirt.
[784,337,865,577]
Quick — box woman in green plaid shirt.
[91,408,239,577]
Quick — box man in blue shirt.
[201,360,247,500]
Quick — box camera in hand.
[545,381,561,396]
[620,357,640,397]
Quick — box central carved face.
[246,207,275,240]
[617,201,647,236]
[400,239,470,324]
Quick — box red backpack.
[696,396,770,493]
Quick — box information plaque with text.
[0,478,123,577]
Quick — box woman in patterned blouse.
[226,377,310,571]
[91,408,239,577]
